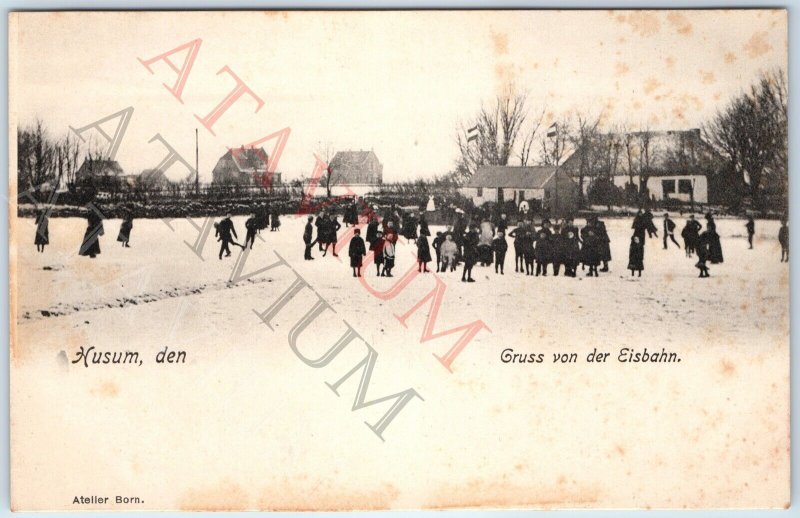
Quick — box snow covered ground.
[11,214,790,509]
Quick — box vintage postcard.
[8,9,789,511]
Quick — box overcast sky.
[10,10,787,182]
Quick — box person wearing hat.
[303,215,317,260]
[432,231,445,272]
[461,223,479,282]
[535,219,553,276]
[628,234,644,277]
[681,214,702,257]
[662,213,680,250]
[492,230,508,275]
[416,232,432,273]
[705,212,724,264]
[745,215,755,250]
[216,212,241,260]
[348,228,367,277]
[244,212,258,250]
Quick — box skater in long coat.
[632,209,647,241]
[461,224,479,282]
[270,209,281,231]
[370,230,386,276]
[348,229,366,277]
[705,213,724,264]
[34,208,49,252]
[416,234,432,272]
[315,212,326,251]
[79,209,104,258]
[402,213,418,243]
[628,235,644,277]
[521,229,535,276]
[581,226,602,277]
[117,211,133,248]
[594,217,611,271]
[344,200,359,227]
[561,226,581,277]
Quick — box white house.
[459,165,578,213]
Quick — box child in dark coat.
[628,235,644,277]
[581,227,602,277]
[696,231,711,277]
[522,230,535,276]
[417,234,432,272]
[432,232,444,272]
[534,223,552,276]
[508,225,525,273]
[492,231,508,274]
[244,213,258,249]
[348,229,367,277]
[370,230,386,276]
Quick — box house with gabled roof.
[459,165,578,214]
[211,146,281,189]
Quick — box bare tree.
[518,106,545,166]
[704,68,787,210]
[317,141,337,198]
[569,111,602,208]
[454,89,533,182]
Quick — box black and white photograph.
[8,8,790,511]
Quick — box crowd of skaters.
[28,199,791,274]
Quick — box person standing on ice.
[34,208,49,253]
[704,212,724,264]
[779,219,789,262]
[303,215,316,260]
[416,233,432,273]
[492,230,508,275]
[244,213,258,249]
[745,216,755,249]
[628,235,644,277]
[216,213,241,259]
[662,213,680,249]
[461,224,479,282]
[117,210,133,248]
[681,215,701,257]
[79,207,104,259]
[348,228,366,277]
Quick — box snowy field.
[11,214,790,509]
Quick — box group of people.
[28,200,791,275]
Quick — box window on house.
[477,187,483,197]
[662,180,676,194]
[678,179,693,194]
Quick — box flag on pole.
[467,125,479,143]
[546,123,558,138]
